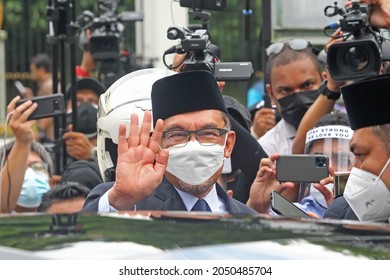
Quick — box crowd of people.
[1,0,390,224]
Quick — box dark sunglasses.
[266,39,312,56]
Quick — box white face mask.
[166,139,226,186]
[309,183,333,208]
[344,158,390,222]
[17,167,50,208]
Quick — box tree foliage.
[3,0,262,105]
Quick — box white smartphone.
[14,80,26,94]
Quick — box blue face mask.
[17,167,50,208]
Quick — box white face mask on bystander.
[344,158,390,222]
[17,167,50,208]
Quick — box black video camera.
[163,0,252,81]
[164,26,253,81]
[78,0,143,61]
[324,1,390,82]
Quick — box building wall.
[135,0,188,68]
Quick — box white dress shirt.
[97,184,227,213]
[258,119,296,156]
[174,184,227,213]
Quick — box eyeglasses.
[266,39,312,57]
[162,128,228,148]
[28,162,49,174]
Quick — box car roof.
[1,212,390,259]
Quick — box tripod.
[46,0,78,175]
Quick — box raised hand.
[348,0,390,28]
[312,166,336,207]
[247,154,295,213]
[252,107,276,139]
[108,111,169,210]
[7,96,37,144]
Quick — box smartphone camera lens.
[53,100,60,110]
[315,156,327,168]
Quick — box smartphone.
[15,93,65,120]
[14,80,25,94]
[271,190,309,218]
[334,172,350,196]
[276,154,329,183]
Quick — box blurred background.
[0,0,338,128]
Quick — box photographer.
[76,29,96,78]
[246,112,352,217]
[292,29,345,155]
[76,0,144,88]
[23,53,56,143]
[63,77,106,162]
[1,97,54,213]
[293,0,390,155]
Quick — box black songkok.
[151,70,228,125]
[340,73,390,130]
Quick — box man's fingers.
[154,149,169,177]
[19,102,37,122]
[149,119,164,154]
[7,96,21,113]
[139,111,152,146]
[117,123,128,154]
[128,113,140,147]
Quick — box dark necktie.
[191,199,212,212]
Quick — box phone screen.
[334,172,350,196]
[271,190,309,218]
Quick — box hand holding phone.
[276,154,329,183]
[15,94,65,120]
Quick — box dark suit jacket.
[324,195,358,220]
[83,177,258,215]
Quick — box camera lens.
[344,46,369,71]
[315,156,327,168]
[53,100,60,110]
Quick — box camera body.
[78,0,143,61]
[324,1,390,81]
[166,26,253,80]
[179,0,226,11]
[164,0,252,80]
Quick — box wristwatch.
[318,80,341,100]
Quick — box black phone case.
[15,93,65,120]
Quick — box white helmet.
[97,68,176,181]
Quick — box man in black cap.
[324,73,390,222]
[63,77,106,161]
[83,70,257,214]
